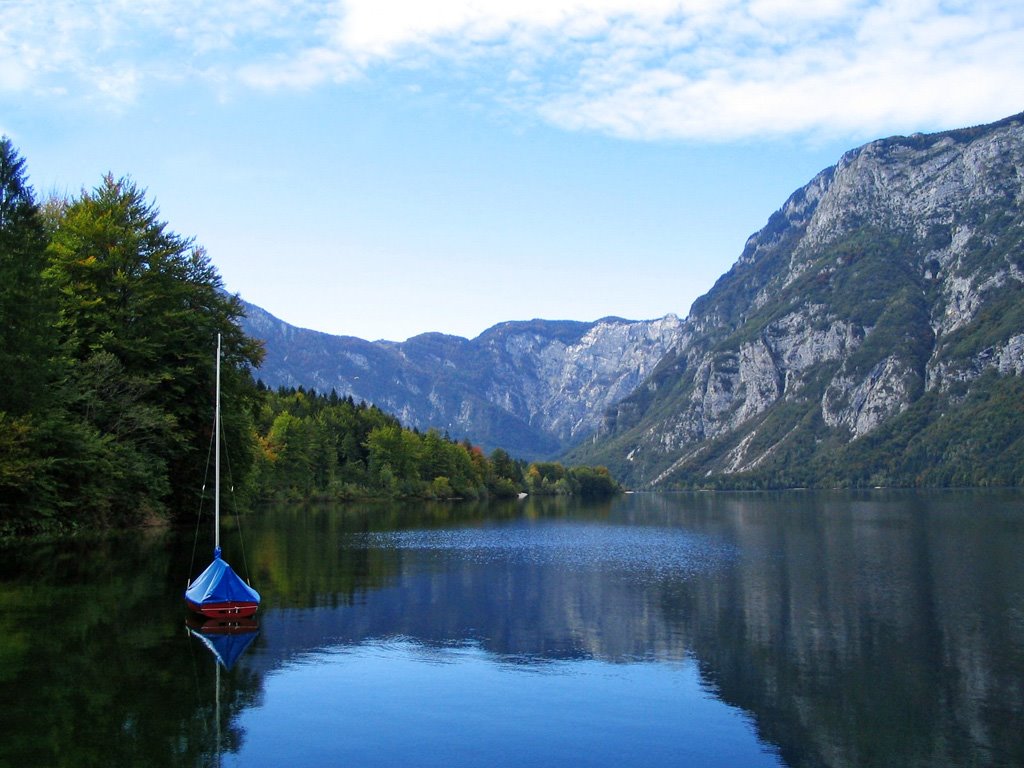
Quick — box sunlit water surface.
[237,519,762,767]
[2,490,1022,767]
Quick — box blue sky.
[3,1,1022,341]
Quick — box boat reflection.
[186,616,260,670]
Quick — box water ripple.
[349,521,736,579]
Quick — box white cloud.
[2,0,1022,141]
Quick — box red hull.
[186,599,259,619]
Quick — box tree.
[0,138,60,530]
[43,175,263,523]
[0,137,54,415]
[569,466,619,497]
[366,424,422,492]
[264,411,315,498]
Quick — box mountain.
[570,112,1024,488]
[240,302,684,459]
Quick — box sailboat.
[185,334,261,619]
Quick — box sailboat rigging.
[185,333,261,619]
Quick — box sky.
[2,1,1023,342]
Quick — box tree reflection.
[1,491,1022,767]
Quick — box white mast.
[215,332,221,555]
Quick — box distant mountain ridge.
[240,302,683,458]
[571,111,1024,487]
[242,111,1024,486]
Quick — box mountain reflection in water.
[1,491,1022,767]
[259,519,735,667]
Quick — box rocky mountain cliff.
[571,112,1024,488]
[240,304,683,458]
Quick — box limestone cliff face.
[479,315,685,442]
[243,112,1024,482]
[241,305,683,458]
[580,112,1024,487]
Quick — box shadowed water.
[1,490,1022,766]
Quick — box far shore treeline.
[0,138,617,536]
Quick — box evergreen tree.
[44,175,263,523]
[0,137,54,415]
[0,138,61,531]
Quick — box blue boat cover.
[185,553,261,606]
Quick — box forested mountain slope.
[241,304,683,459]
[571,112,1024,488]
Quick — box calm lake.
[2,490,1023,767]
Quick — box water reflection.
[0,530,264,767]
[1,491,1022,767]
[186,617,260,670]
[238,492,1024,766]
[257,523,727,665]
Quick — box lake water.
[1,490,1022,767]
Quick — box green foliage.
[818,372,1024,487]
[0,138,622,533]
[0,137,55,418]
[42,175,263,524]
[0,139,61,532]
[524,460,620,497]
[0,140,262,534]
[635,366,1024,492]
[937,282,1024,363]
[486,448,524,497]
[249,387,618,502]
[253,389,478,500]
[568,465,620,497]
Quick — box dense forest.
[249,384,617,502]
[0,139,616,536]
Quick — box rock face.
[242,112,1024,484]
[574,112,1024,487]
[240,304,683,458]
